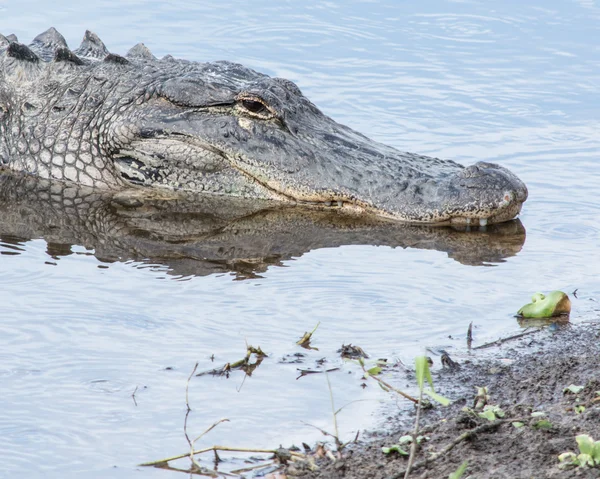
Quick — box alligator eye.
[241,99,268,114]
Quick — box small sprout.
[474,386,490,410]
[382,444,409,455]
[296,322,320,350]
[512,421,525,428]
[575,405,586,415]
[448,460,469,479]
[517,290,571,318]
[564,384,584,394]
[397,434,428,445]
[533,419,553,429]
[478,405,505,422]
[415,356,451,406]
[559,434,600,469]
[558,452,578,469]
[383,435,428,455]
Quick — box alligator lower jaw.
[290,197,523,226]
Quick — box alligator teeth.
[479,218,488,227]
[337,200,343,207]
[324,201,332,207]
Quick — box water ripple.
[1,0,599,477]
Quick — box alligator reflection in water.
[0,172,526,278]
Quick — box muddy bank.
[299,321,600,479]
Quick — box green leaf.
[558,452,577,463]
[512,421,524,428]
[577,453,594,467]
[424,389,451,406]
[398,435,413,445]
[448,460,468,479]
[415,356,433,392]
[575,405,586,415]
[382,445,409,455]
[564,384,584,394]
[576,435,595,456]
[377,382,390,392]
[478,409,497,422]
[592,440,600,462]
[533,419,552,429]
[531,411,546,417]
[517,291,571,318]
[367,366,382,376]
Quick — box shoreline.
[299,319,600,479]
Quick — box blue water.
[1,1,600,477]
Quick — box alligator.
[0,28,528,225]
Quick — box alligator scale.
[0,28,527,225]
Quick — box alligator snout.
[442,161,528,226]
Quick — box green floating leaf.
[382,445,409,455]
[512,421,524,428]
[367,366,382,376]
[448,460,468,479]
[575,405,586,415]
[517,291,571,318]
[564,384,584,394]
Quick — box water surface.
[1,1,599,477]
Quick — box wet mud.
[300,321,600,479]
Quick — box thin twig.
[325,372,340,449]
[140,446,305,467]
[131,385,139,407]
[184,362,201,470]
[473,329,538,350]
[191,418,230,445]
[230,461,276,474]
[359,362,419,404]
[403,384,424,478]
[186,362,199,411]
[301,421,339,443]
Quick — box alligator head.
[0,28,528,225]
